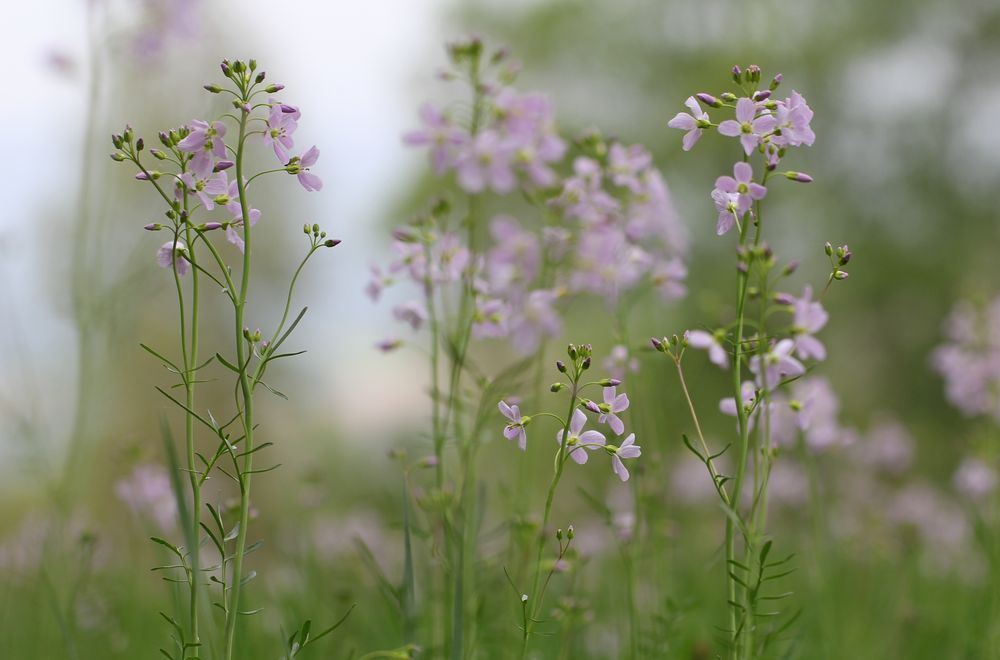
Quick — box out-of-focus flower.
[750,339,805,387]
[954,457,998,501]
[115,463,177,532]
[456,130,516,193]
[686,329,728,369]
[508,289,562,354]
[603,345,639,382]
[931,296,1000,423]
[790,285,829,361]
[403,103,467,174]
[393,301,427,331]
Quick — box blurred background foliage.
[2,0,1000,658]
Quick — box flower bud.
[144,223,162,231]
[135,138,144,151]
[255,72,266,84]
[214,160,234,172]
[110,152,126,162]
[696,92,721,108]
[202,222,222,231]
[581,356,591,370]
[582,399,601,415]
[521,594,528,604]
[550,382,566,393]
[567,525,574,539]
[784,171,813,183]
[248,59,257,72]
[839,251,852,266]
[599,378,622,387]
[783,260,799,276]
[158,131,172,147]
[204,84,222,93]
[556,528,563,540]
[752,90,771,102]
[650,337,664,352]
[834,270,849,280]
[220,60,232,77]
[773,292,795,306]
[720,92,737,103]
[150,149,166,160]
[567,344,578,360]
[731,65,742,83]
[111,133,124,149]
[556,360,567,373]
[323,239,341,248]
[824,242,833,256]
[746,64,761,83]
[265,84,284,93]
[769,73,782,91]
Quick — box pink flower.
[772,91,815,148]
[403,103,466,174]
[686,329,728,369]
[667,96,710,151]
[156,240,188,275]
[499,400,529,450]
[180,165,229,210]
[750,339,806,387]
[178,119,227,173]
[791,285,829,360]
[292,146,322,192]
[472,298,510,339]
[455,130,516,193]
[365,264,393,301]
[598,386,630,436]
[651,259,688,301]
[712,162,766,235]
[717,98,776,156]
[608,143,652,193]
[508,289,562,354]
[609,433,641,481]
[393,301,426,331]
[721,381,757,417]
[264,100,300,163]
[556,409,606,465]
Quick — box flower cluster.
[110,59,324,264]
[931,295,1000,423]
[667,65,815,236]
[373,39,687,355]
[498,344,641,482]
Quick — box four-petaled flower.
[499,400,530,450]
[556,409,606,464]
[608,433,641,481]
[712,162,766,235]
[178,120,227,173]
[717,97,776,155]
[264,101,300,163]
[290,146,322,192]
[598,386,630,436]
[750,338,806,387]
[791,285,829,360]
[667,96,710,151]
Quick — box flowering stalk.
[113,58,337,660]
[664,64,843,659]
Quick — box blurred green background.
[2,0,1000,658]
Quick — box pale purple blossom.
[264,100,299,163]
[651,259,687,301]
[717,97,776,155]
[365,264,393,301]
[294,146,322,191]
[508,289,562,354]
[791,285,829,361]
[115,463,177,532]
[393,301,427,331]
[931,296,1000,422]
[772,91,815,148]
[156,240,188,275]
[610,433,641,481]
[180,164,228,210]
[608,143,652,193]
[177,119,226,173]
[750,338,806,387]
[954,457,998,501]
[403,103,466,174]
[686,329,728,369]
[557,409,606,464]
[667,96,710,151]
[603,345,639,382]
[499,400,529,450]
[455,130,516,193]
[598,386,630,436]
[721,381,757,417]
[714,161,767,224]
[472,298,510,339]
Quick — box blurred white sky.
[0,0,460,466]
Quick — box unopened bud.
[323,239,341,248]
[202,222,222,231]
[834,270,849,280]
[556,360,567,373]
[550,382,566,393]
[720,92,737,103]
[746,64,761,83]
[220,60,232,77]
[582,399,601,415]
[264,84,284,93]
[111,133,124,149]
[581,356,591,370]
[839,251,852,266]
[784,171,813,183]
[752,90,771,102]
[599,378,622,387]
[110,152,126,162]
[150,149,166,160]
[773,292,795,306]
[204,84,222,93]
[135,138,144,151]
[214,160,234,172]
[695,92,721,108]
[731,65,742,83]
[556,528,563,540]
[567,344,578,360]
[143,223,162,231]
[255,71,265,84]
[567,525,574,539]
[824,242,833,256]
[650,337,664,352]
[158,131,172,147]
[769,73,782,91]
[783,260,799,276]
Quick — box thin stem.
[224,100,255,660]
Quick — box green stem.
[520,380,578,658]
[224,102,255,660]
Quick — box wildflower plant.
[369,37,682,657]
[660,65,849,658]
[111,59,341,660]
